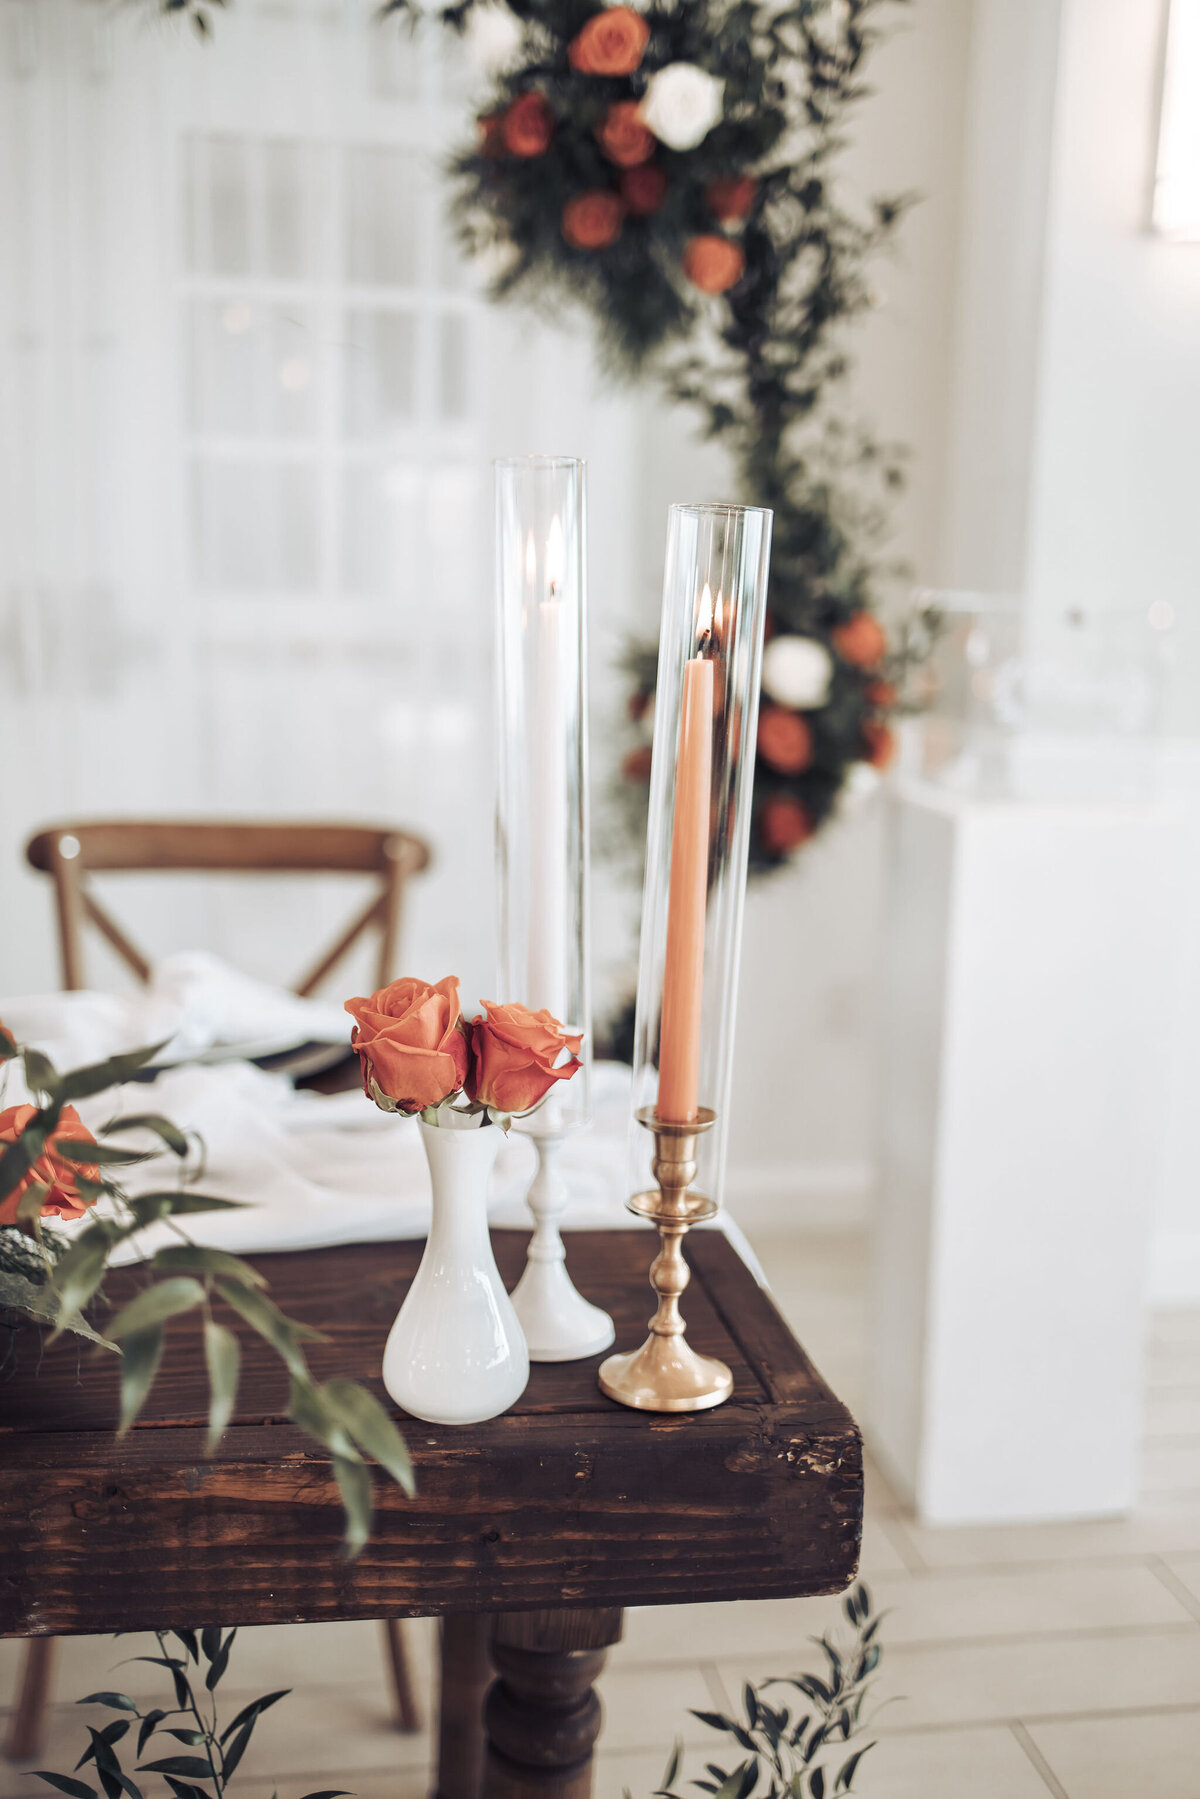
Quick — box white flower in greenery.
[640,64,725,152]
[761,635,834,710]
[464,3,523,77]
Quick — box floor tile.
[1141,1436,1200,1498]
[1027,1707,1200,1799]
[885,1507,1200,1571]
[718,1625,1200,1731]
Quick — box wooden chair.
[25,819,431,996]
[10,819,432,1761]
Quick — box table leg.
[434,1614,493,1799]
[483,1608,624,1799]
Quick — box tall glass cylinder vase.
[599,501,773,1412]
[494,456,613,1361]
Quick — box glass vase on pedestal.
[494,455,614,1362]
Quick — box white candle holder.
[495,456,614,1363]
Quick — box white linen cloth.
[1,966,762,1277]
[0,951,350,1072]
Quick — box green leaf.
[808,1771,825,1799]
[220,1717,256,1782]
[58,1042,170,1104]
[203,1318,240,1453]
[161,1732,206,1747]
[218,1691,290,1746]
[118,1325,165,1434]
[691,1712,734,1734]
[162,1780,211,1799]
[298,1791,355,1798]
[127,1193,244,1225]
[170,1629,199,1662]
[17,1180,52,1224]
[204,1628,237,1691]
[23,1047,61,1098]
[103,1115,190,1157]
[136,1713,167,1757]
[834,1746,873,1793]
[137,1759,214,1781]
[215,1279,320,1378]
[77,1694,140,1714]
[131,1659,189,1711]
[200,1628,221,1664]
[57,1142,156,1167]
[35,1776,100,1799]
[156,1244,265,1287]
[110,1278,205,1341]
[710,1763,755,1799]
[49,1231,111,1331]
[0,1267,116,1348]
[662,1739,682,1790]
[333,1453,373,1558]
[289,1377,359,1460]
[321,1378,415,1495]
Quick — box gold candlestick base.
[598,1108,733,1413]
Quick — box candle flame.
[545,514,566,599]
[714,589,726,638]
[697,583,714,651]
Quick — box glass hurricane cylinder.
[494,456,613,1362]
[600,501,773,1413]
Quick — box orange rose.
[622,743,653,781]
[862,720,896,770]
[620,163,668,216]
[562,190,624,250]
[832,612,887,668]
[707,175,758,223]
[596,100,656,167]
[0,1104,100,1226]
[346,975,469,1115]
[759,796,814,856]
[682,234,746,294]
[568,6,650,75]
[757,705,814,774]
[467,1002,583,1115]
[502,92,555,158]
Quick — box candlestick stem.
[511,1132,615,1362]
[598,1107,733,1412]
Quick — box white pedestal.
[870,781,1178,1523]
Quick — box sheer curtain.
[0,0,497,998]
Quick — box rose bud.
[832,611,888,669]
[682,234,746,294]
[596,100,656,167]
[0,1104,101,1225]
[620,163,668,217]
[467,1002,583,1115]
[562,190,624,250]
[759,796,814,856]
[567,6,650,76]
[346,975,470,1115]
[707,174,758,223]
[757,705,814,775]
[501,92,555,158]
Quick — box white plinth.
[870,781,1178,1523]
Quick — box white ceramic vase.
[382,1119,529,1425]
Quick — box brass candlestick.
[598,1107,733,1413]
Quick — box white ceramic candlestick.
[510,1124,615,1362]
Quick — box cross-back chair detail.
[25,820,431,995]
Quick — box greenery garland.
[157,0,931,873]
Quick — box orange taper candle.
[657,591,715,1123]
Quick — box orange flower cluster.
[567,6,650,75]
[0,1101,101,1226]
[346,977,582,1118]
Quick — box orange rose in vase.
[0,1104,101,1225]
[467,1002,583,1115]
[562,190,624,250]
[346,975,470,1115]
[682,234,746,294]
[502,92,555,158]
[832,611,887,669]
[567,6,650,75]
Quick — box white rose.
[464,3,523,77]
[640,64,724,152]
[761,635,834,710]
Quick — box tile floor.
[3,1228,1199,1799]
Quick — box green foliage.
[35,1628,352,1799]
[635,1583,885,1799]
[0,1033,415,1553]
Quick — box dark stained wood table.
[1,1229,863,1799]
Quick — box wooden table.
[1,1229,863,1799]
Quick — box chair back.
[25,820,430,994]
